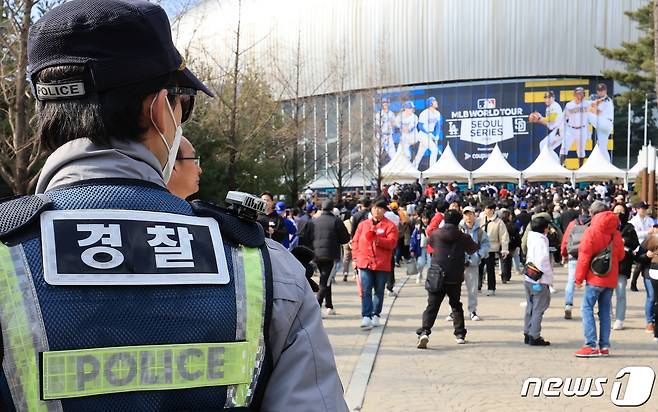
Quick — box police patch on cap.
[35,81,86,101]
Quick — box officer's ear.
[141,89,169,134]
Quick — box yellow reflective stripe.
[41,342,252,399]
[0,244,49,412]
[233,247,265,406]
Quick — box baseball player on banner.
[531,91,563,153]
[414,96,443,168]
[374,97,398,163]
[588,83,614,162]
[560,87,590,168]
[397,100,418,162]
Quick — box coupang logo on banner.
[520,366,656,407]
[447,97,529,146]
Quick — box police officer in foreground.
[0,1,347,411]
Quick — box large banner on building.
[375,78,614,171]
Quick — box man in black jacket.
[257,191,288,244]
[351,197,372,238]
[560,199,579,232]
[305,200,351,316]
[417,209,479,349]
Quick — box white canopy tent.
[343,171,374,188]
[471,145,521,184]
[307,175,335,190]
[627,161,641,182]
[307,171,375,189]
[522,145,573,183]
[381,151,421,184]
[574,144,627,182]
[421,144,471,184]
[626,147,646,183]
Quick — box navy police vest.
[0,180,273,412]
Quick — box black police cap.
[27,0,213,101]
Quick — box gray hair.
[589,200,608,216]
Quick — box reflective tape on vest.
[0,243,61,412]
[231,247,266,407]
[41,342,252,399]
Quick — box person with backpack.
[574,201,625,357]
[561,204,596,319]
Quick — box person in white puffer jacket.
[523,216,554,347]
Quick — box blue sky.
[159,0,200,19]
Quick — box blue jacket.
[282,217,297,249]
[409,226,425,256]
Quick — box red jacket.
[352,217,399,272]
[574,211,624,288]
[425,212,444,254]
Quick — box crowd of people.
[260,179,658,357]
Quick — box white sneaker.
[415,274,421,284]
[486,290,495,296]
[455,336,466,344]
[445,314,454,321]
[325,308,336,316]
[360,316,372,329]
[417,334,429,349]
[470,312,481,321]
[387,290,398,297]
[564,305,573,320]
[613,320,624,330]
[549,286,557,294]
[372,315,381,327]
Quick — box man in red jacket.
[573,202,625,358]
[425,201,447,254]
[352,198,399,329]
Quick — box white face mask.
[150,94,183,183]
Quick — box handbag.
[425,242,457,292]
[425,264,446,293]
[406,258,418,276]
[524,262,544,282]
[649,262,658,280]
[649,269,658,280]
[590,237,613,277]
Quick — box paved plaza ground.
[322,266,658,411]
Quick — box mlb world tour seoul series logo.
[446,98,528,146]
[520,366,656,407]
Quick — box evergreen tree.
[598,2,657,161]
